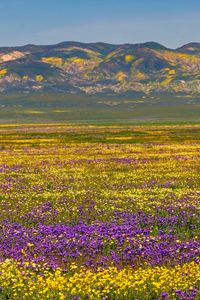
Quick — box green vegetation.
[0,93,199,124]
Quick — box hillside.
[0,41,200,95]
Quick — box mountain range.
[0,41,200,96]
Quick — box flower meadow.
[0,124,200,300]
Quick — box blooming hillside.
[0,41,200,95]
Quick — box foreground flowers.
[0,260,199,300]
[0,124,200,299]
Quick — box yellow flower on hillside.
[0,68,7,77]
[116,71,127,81]
[35,75,44,82]
[125,55,134,63]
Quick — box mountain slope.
[0,41,200,95]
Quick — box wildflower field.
[0,124,200,299]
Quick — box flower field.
[0,124,200,299]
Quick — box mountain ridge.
[0,41,200,96]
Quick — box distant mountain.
[176,43,200,55]
[0,41,200,96]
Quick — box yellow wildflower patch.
[116,71,127,81]
[0,68,8,77]
[125,54,134,63]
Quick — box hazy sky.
[0,0,199,48]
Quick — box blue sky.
[0,0,199,48]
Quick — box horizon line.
[0,40,199,50]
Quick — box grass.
[0,124,200,146]
[0,93,199,124]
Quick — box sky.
[0,0,199,48]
